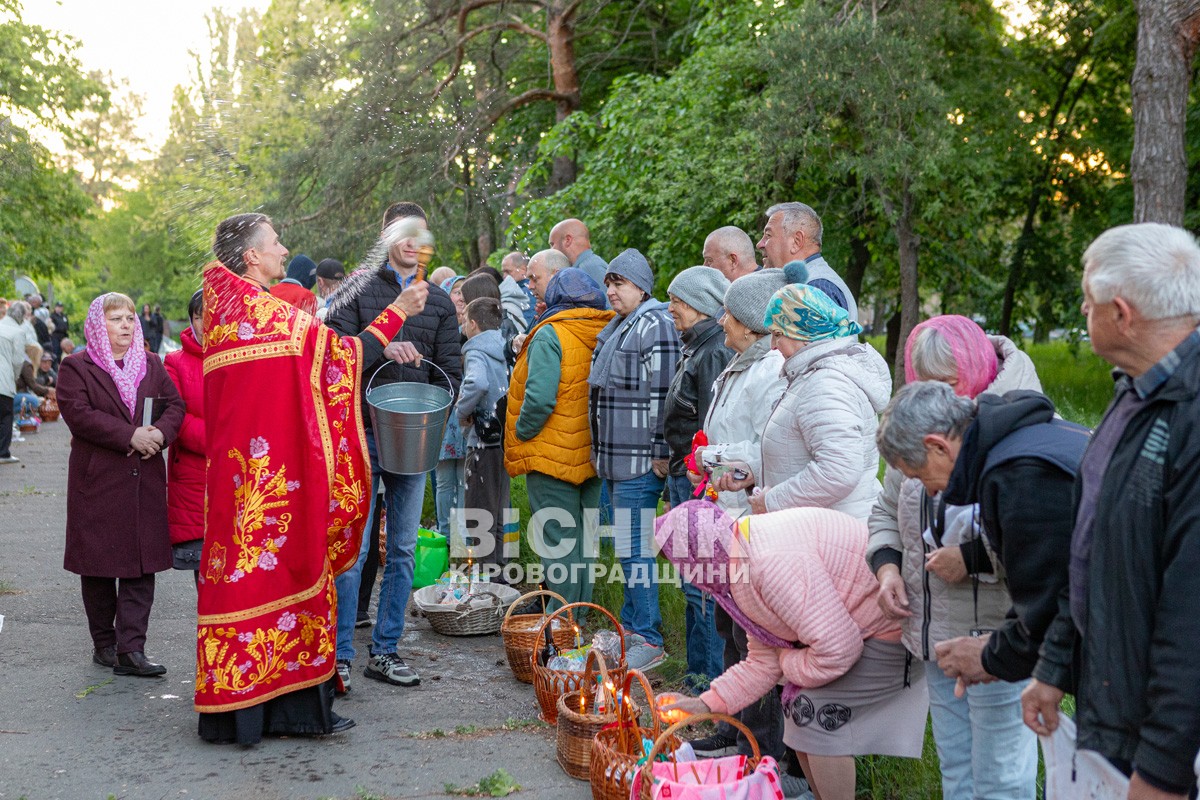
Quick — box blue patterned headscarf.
[763,282,863,343]
[537,267,607,323]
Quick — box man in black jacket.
[325,202,462,693]
[876,383,1087,696]
[1025,223,1200,800]
[662,265,733,686]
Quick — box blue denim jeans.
[333,431,426,661]
[927,666,1037,799]
[608,471,664,647]
[13,392,39,415]
[668,475,724,683]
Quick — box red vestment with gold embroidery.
[194,262,407,714]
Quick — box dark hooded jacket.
[663,318,734,476]
[943,390,1088,685]
[325,265,461,427]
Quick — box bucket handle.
[366,355,457,403]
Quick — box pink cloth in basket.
[633,754,784,800]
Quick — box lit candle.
[656,693,689,724]
[573,624,582,649]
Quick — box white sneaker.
[0,456,18,465]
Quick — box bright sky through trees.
[23,0,270,148]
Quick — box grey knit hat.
[605,248,655,296]
[668,266,730,318]
[723,268,791,334]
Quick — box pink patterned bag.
[631,713,784,800]
[643,755,784,800]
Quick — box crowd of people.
[0,293,72,465]
[29,200,1200,799]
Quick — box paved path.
[0,420,591,800]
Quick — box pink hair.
[904,315,998,399]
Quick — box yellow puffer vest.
[505,308,614,483]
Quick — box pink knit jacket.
[700,508,902,716]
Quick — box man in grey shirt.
[550,218,610,304]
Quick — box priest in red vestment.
[195,212,428,744]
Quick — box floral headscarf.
[763,282,863,343]
[83,293,147,419]
[654,500,795,649]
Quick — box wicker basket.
[589,670,679,800]
[412,583,521,636]
[531,601,626,725]
[635,712,763,800]
[555,650,642,780]
[501,589,577,684]
[40,397,59,423]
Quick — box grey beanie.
[668,266,730,318]
[605,248,655,296]
[723,268,790,334]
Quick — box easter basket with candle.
[554,649,641,780]
[531,601,627,725]
[587,669,681,800]
[412,573,521,636]
[633,712,784,800]
[501,589,578,684]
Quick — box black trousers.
[465,445,511,570]
[80,574,156,654]
[0,394,14,458]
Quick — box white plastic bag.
[1041,716,1128,799]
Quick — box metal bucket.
[366,360,454,475]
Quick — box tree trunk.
[1131,0,1200,225]
[845,227,869,305]
[546,0,582,191]
[999,198,1037,337]
[884,309,902,372]
[891,185,920,389]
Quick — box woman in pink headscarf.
[56,293,184,677]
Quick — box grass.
[406,339,1112,800]
[1023,340,1114,428]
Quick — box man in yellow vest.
[505,267,613,606]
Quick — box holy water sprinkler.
[416,231,435,282]
[381,215,436,281]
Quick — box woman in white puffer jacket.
[714,261,891,520]
[693,270,787,514]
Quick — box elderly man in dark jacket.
[876,384,1087,698]
[1025,223,1200,800]
[325,201,461,693]
[662,265,733,685]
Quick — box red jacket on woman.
[164,325,205,546]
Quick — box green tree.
[0,0,104,287]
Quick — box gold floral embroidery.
[195,599,335,697]
[225,437,297,583]
[205,541,227,583]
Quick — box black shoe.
[330,713,356,734]
[93,645,117,668]
[689,731,739,758]
[113,651,167,677]
[355,616,372,629]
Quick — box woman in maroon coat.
[56,293,185,677]
[164,291,205,579]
